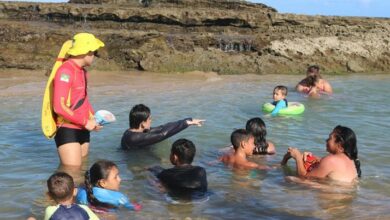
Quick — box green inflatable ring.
[262,102,305,115]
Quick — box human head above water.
[307,65,320,76]
[273,85,288,101]
[246,117,268,150]
[84,160,120,208]
[230,129,254,151]
[129,104,151,129]
[67,33,104,57]
[85,160,119,189]
[47,172,75,203]
[302,74,320,87]
[170,138,196,165]
[331,125,361,177]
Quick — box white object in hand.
[95,110,116,125]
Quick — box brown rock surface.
[0,0,389,74]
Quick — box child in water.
[246,117,275,155]
[44,172,99,220]
[76,160,142,212]
[149,139,208,198]
[299,75,322,98]
[220,129,270,169]
[271,85,288,116]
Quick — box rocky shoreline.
[0,0,389,74]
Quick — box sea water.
[0,71,389,219]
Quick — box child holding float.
[76,160,142,212]
[262,85,305,116]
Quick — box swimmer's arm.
[271,100,286,116]
[304,155,333,178]
[267,142,276,154]
[296,83,306,93]
[43,206,57,220]
[288,147,307,176]
[280,152,292,165]
[323,81,333,94]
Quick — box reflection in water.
[1,72,390,219]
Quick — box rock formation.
[0,0,389,74]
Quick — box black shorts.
[54,127,90,148]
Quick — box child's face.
[243,136,255,156]
[273,89,285,101]
[100,166,121,191]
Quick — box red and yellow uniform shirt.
[53,60,94,130]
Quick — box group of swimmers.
[34,32,361,219]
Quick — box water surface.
[0,71,389,219]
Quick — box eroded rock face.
[0,0,389,74]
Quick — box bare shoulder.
[267,141,276,154]
[220,153,234,164]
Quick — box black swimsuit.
[121,118,190,149]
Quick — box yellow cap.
[67,33,105,56]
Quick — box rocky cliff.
[0,0,389,74]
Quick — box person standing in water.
[296,65,333,95]
[53,33,104,167]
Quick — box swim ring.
[262,102,305,115]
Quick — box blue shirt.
[271,99,287,116]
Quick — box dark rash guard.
[156,165,208,194]
[121,118,191,149]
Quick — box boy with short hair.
[220,129,269,169]
[149,138,207,196]
[271,85,288,116]
[121,104,205,149]
[44,172,99,220]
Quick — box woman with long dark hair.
[281,125,361,182]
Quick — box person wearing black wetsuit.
[121,104,204,149]
[149,139,207,197]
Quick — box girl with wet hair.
[281,125,360,182]
[245,117,275,155]
[76,160,142,212]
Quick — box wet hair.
[85,160,118,209]
[246,117,269,154]
[301,75,320,87]
[129,104,151,129]
[273,85,288,96]
[171,138,196,164]
[47,172,74,203]
[307,65,320,75]
[332,125,361,178]
[231,129,252,151]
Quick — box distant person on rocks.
[121,104,205,149]
[296,65,333,95]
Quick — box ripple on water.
[1,73,390,219]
